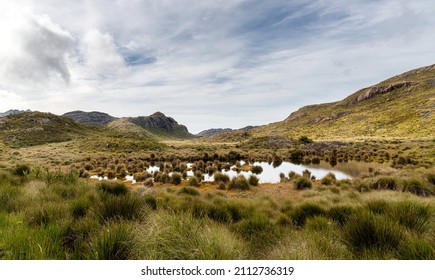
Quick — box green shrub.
[97,181,128,196]
[299,135,313,144]
[143,178,154,187]
[291,203,326,228]
[294,177,312,190]
[228,175,250,190]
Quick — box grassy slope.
[254,64,435,140]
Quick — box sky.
[0,0,434,133]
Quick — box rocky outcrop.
[354,81,411,103]
[63,111,117,126]
[130,112,192,137]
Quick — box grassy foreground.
[0,166,433,260]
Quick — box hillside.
[63,111,117,126]
[0,112,93,147]
[108,112,194,139]
[254,64,435,140]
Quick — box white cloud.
[1,0,435,133]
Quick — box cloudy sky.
[0,0,434,133]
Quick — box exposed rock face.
[0,109,32,117]
[62,111,117,126]
[354,82,411,103]
[197,128,233,137]
[130,112,192,137]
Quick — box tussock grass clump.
[97,181,128,196]
[97,194,145,222]
[228,175,250,190]
[291,203,326,228]
[214,172,230,184]
[321,173,336,185]
[343,211,404,253]
[137,212,247,259]
[188,176,199,187]
[170,172,182,185]
[248,175,259,186]
[397,236,435,260]
[12,164,31,177]
[251,165,263,175]
[366,199,390,215]
[294,177,312,190]
[89,223,134,260]
[328,205,355,227]
[371,177,398,190]
[402,179,433,197]
[388,201,432,234]
[71,198,90,218]
[177,187,200,196]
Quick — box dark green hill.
[0,112,93,147]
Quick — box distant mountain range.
[0,109,32,117]
[196,126,257,137]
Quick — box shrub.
[144,195,158,210]
[427,174,435,185]
[298,135,313,144]
[291,203,326,228]
[248,175,259,186]
[228,176,250,190]
[97,181,128,196]
[294,177,312,190]
[343,211,404,252]
[170,172,182,185]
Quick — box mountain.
[197,128,233,137]
[0,112,92,147]
[0,109,32,117]
[63,111,117,126]
[108,112,193,139]
[197,126,258,137]
[254,64,435,139]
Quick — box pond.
[90,161,355,184]
[201,161,351,184]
